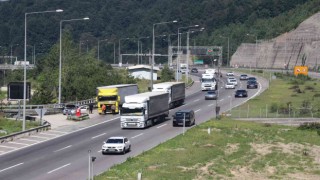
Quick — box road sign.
[35,108,47,117]
[194,60,204,64]
[7,82,31,100]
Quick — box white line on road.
[47,163,71,174]
[195,109,201,113]
[193,99,200,102]
[0,145,17,149]
[40,132,59,136]
[49,130,67,134]
[19,138,41,143]
[208,104,214,107]
[157,124,167,128]
[54,145,72,153]
[8,142,30,146]
[98,150,102,152]
[31,135,50,139]
[0,162,24,173]
[131,133,143,139]
[92,133,106,139]
[219,99,224,102]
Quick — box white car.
[225,82,235,89]
[226,72,234,76]
[102,136,131,154]
[70,105,88,115]
[228,79,238,86]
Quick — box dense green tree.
[160,65,174,82]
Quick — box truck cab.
[201,74,217,91]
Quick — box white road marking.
[49,130,67,134]
[195,109,201,112]
[40,132,59,136]
[0,117,120,157]
[54,145,72,152]
[193,99,200,102]
[0,145,17,149]
[219,99,224,102]
[98,150,102,153]
[20,138,41,143]
[157,124,167,128]
[0,162,24,173]
[92,133,106,139]
[47,163,71,174]
[131,133,143,139]
[8,142,30,146]
[208,104,214,107]
[31,135,50,139]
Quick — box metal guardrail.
[0,123,51,144]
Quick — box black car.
[247,80,258,89]
[235,89,248,98]
[248,77,257,81]
[172,110,195,127]
[191,68,198,73]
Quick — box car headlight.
[102,145,107,148]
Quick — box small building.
[127,65,160,80]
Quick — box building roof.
[127,65,160,71]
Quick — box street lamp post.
[246,33,257,68]
[176,25,199,82]
[98,38,108,61]
[59,17,89,105]
[23,9,63,131]
[118,37,130,66]
[220,35,230,67]
[152,20,177,90]
[137,36,149,64]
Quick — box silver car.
[102,136,131,154]
[205,91,218,100]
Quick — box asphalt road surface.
[0,71,269,180]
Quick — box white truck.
[180,63,188,74]
[201,73,217,91]
[120,91,169,129]
[205,68,216,75]
[152,82,185,109]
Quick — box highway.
[0,71,269,180]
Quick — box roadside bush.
[270,103,278,113]
[298,122,320,131]
[305,85,315,92]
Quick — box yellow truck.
[96,84,138,114]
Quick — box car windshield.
[106,138,124,144]
[230,79,236,82]
[207,91,216,95]
[202,79,214,83]
[227,83,233,85]
[121,107,144,116]
[248,77,256,81]
[175,112,190,118]
[65,105,76,109]
[98,95,117,101]
[241,75,247,77]
[237,90,246,93]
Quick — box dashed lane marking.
[208,104,214,107]
[195,109,201,112]
[54,145,72,153]
[47,163,71,174]
[193,99,200,102]
[91,133,106,139]
[157,124,167,128]
[131,133,143,139]
[0,162,24,173]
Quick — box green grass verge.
[230,69,320,118]
[0,117,40,137]
[96,118,320,179]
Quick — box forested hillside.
[1,0,318,64]
[1,0,320,103]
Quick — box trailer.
[120,91,169,129]
[96,84,138,114]
[152,82,185,109]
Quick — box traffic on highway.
[0,69,268,180]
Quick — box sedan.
[247,80,258,89]
[240,74,248,80]
[70,105,88,115]
[205,91,218,100]
[225,82,235,89]
[226,72,234,76]
[102,136,131,154]
[191,68,198,73]
[235,89,248,97]
[228,79,238,86]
